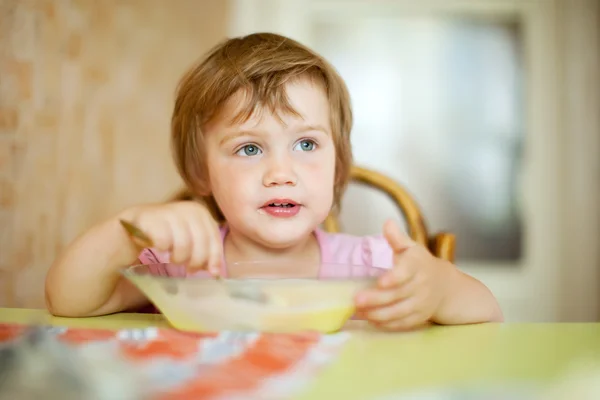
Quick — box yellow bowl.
[121,262,380,333]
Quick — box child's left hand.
[354,220,454,331]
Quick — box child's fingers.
[383,219,416,254]
[372,315,431,332]
[168,216,193,264]
[186,218,210,271]
[353,308,368,320]
[140,219,171,252]
[377,263,416,289]
[204,219,223,276]
[355,280,416,308]
[364,297,417,324]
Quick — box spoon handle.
[119,219,154,248]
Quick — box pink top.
[138,226,395,278]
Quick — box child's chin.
[257,224,314,248]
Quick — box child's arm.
[432,265,504,324]
[45,209,149,317]
[45,202,223,317]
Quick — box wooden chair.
[171,165,456,262]
[324,166,455,262]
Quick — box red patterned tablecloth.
[0,323,349,399]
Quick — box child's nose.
[263,155,297,187]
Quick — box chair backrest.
[323,165,429,246]
[169,165,455,261]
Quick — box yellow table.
[1,308,600,399]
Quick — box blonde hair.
[171,32,353,221]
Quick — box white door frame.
[227,0,600,322]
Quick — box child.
[45,32,503,330]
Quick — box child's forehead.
[225,107,305,131]
[215,109,330,139]
[209,80,331,133]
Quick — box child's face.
[204,79,336,248]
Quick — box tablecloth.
[0,323,349,400]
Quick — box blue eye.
[236,144,262,156]
[295,139,316,152]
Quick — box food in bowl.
[121,262,380,333]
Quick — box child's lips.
[261,204,302,218]
[261,198,301,208]
[260,199,302,218]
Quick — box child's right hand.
[122,201,222,274]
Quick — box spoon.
[119,219,270,304]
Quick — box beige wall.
[0,0,229,308]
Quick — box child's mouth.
[262,198,300,208]
[267,203,296,208]
[261,199,301,217]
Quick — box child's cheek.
[302,149,335,173]
[219,157,254,181]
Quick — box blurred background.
[0,0,598,322]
